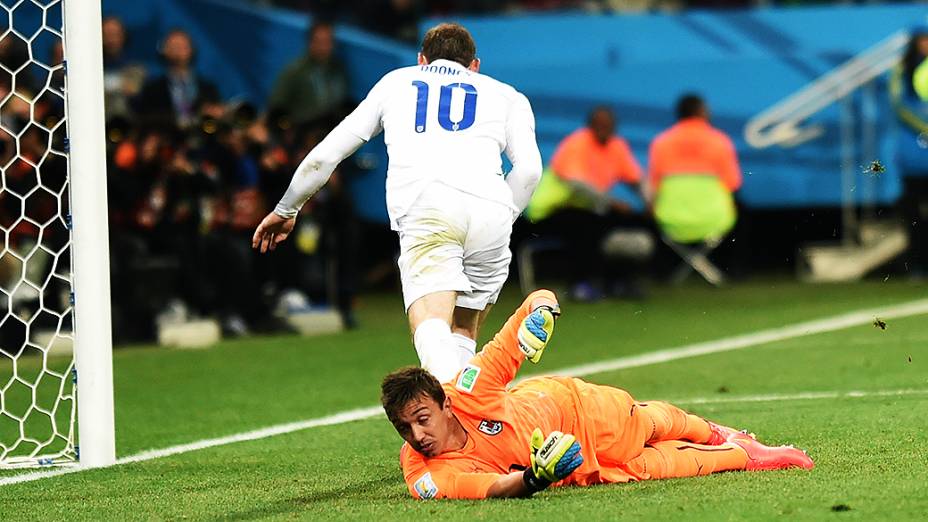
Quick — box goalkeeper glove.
[517,305,559,364]
[522,428,584,494]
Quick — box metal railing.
[744,30,909,149]
[743,30,911,244]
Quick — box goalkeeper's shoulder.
[400,443,432,491]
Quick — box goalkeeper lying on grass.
[381,289,813,499]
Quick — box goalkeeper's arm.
[464,290,560,393]
[410,432,582,499]
[486,429,585,498]
[486,471,534,498]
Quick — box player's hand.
[517,306,557,364]
[529,428,584,483]
[252,212,296,253]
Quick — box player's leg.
[571,384,715,465]
[449,304,493,367]
[473,305,494,334]
[450,306,479,365]
[634,401,750,446]
[397,183,472,383]
[624,440,749,480]
[407,291,461,382]
[408,291,456,332]
[633,401,713,444]
[403,273,469,384]
[454,195,513,369]
[450,306,480,338]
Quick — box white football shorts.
[396,181,514,311]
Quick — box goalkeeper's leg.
[624,440,749,480]
[634,401,713,444]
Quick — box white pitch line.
[670,388,928,406]
[4,388,925,487]
[3,297,928,487]
[0,406,383,487]
[547,297,928,379]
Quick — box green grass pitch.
[1,279,927,520]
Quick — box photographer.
[134,29,220,130]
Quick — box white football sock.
[452,333,477,368]
[413,318,459,383]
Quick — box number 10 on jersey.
[412,81,477,133]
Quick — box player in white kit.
[252,23,542,382]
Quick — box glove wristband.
[534,303,561,317]
[522,467,552,494]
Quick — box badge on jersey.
[456,365,481,393]
[478,420,503,436]
[413,472,439,500]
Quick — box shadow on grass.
[214,472,398,521]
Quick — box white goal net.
[0,0,80,469]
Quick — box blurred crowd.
[99,19,361,342]
[0,6,924,349]
[254,0,872,44]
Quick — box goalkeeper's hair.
[381,366,447,423]
[420,23,476,68]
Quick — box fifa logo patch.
[413,472,439,499]
[456,365,481,393]
[478,420,503,436]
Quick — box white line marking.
[670,388,928,406]
[0,406,383,486]
[3,297,928,487]
[547,297,928,379]
[5,388,926,487]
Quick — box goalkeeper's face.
[392,394,455,458]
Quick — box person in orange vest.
[529,106,647,301]
[648,94,741,201]
[648,94,743,276]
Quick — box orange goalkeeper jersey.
[400,290,649,500]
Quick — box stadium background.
[56,0,923,343]
[104,0,918,222]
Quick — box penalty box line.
[3,297,928,487]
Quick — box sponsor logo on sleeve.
[413,472,439,499]
[455,365,481,393]
[478,419,503,436]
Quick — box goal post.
[0,0,114,469]
[64,0,115,468]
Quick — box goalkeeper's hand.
[517,305,558,364]
[522,428,584,493]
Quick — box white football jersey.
[338,59,537,229]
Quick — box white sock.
[452,333,477,368]
[414,318,459,383]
